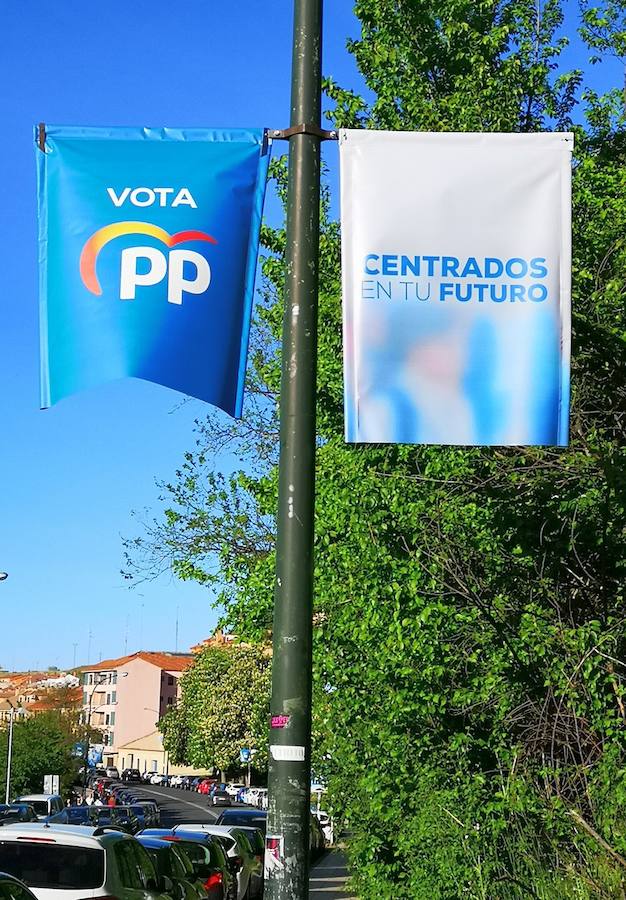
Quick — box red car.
[197,779,217,795]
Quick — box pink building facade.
[81,651,192,768]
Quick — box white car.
[0,823,173,900]
[241,788,258,806]
[224,783,245,799]
[169,775,183,788]
[173,824,261,900]
[149,774,166,786]
[13,795,64,822]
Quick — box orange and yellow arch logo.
[79,221,217,295]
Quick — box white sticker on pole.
[270,744,305,762]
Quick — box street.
[134,785,354,897]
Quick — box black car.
[139,829,233,900]
[215,808,268,832]
[210,790,231,807]
[136,836,209,900]
[121,768,142,783]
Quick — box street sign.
[240,748,251,763]
[44,774,60,794]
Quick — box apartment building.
[80,651,192,767]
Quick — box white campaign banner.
[340,130,573,446]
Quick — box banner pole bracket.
[38,123,47,153]
[268,124,337,140]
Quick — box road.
[133,785,355,897]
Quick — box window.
[111,691,117,703]
[114,841,144,890]
[110,712,115,725]
[106,693,110,705]
[112,672,118,685]
[109,732,114,746]
[130,841,158,889]
[0,841,105,889]
[167,697,173,705]
[151,759,158,771]
[167,675,174,686]
[105,714,109,725]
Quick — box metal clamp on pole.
[38,123,47,153]
[267,123,337,141]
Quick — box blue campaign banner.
[36,126,271,415]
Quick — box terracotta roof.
[81,651,193,674]
[23,701,51,712]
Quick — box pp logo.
[79,222,216,305]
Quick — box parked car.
[0,871,40,900]
[121,768,142,783]
[136,835,204,900]
[47,805,140,835]
[210,791,231,808]
[134,800,160,827]
[147,774,166,786]
[105,767,120,780]
[142,771,158,783]
[172,825,260,900]
[0,823,174,900]
[12,796,63,822]
[0,805,38,825]
[224,785,245,801]
[214,809,268,833]
[138,829,234,900]
[215,807,326,857]
[222,828,263,900]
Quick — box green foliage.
[128,0,626,895]
[160,645,271,774]
[0,714,78,799]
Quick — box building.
[80,651,193,768]
[116,730,213,777]
[0,672,81,723]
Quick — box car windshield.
[221,812,267,832]
[169,844,194,877]
[24,802,49,817]
[175,842,210,869]
[56,807,92,825]
[0,842,105,889]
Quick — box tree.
[160,645,271,777]
[0,713,79,799]
[128,2,626,896]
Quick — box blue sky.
[0,0,360,672]
[0,1,621,672]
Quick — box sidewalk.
[309,850,356,898]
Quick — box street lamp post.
[5,703,15,804]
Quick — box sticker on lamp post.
[264,835,285,879]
